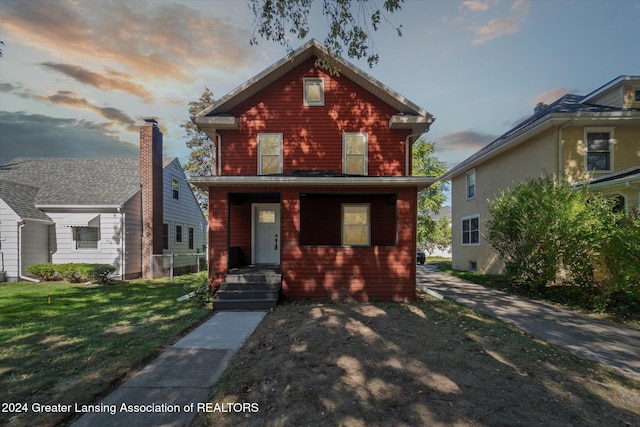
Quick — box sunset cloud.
[466,0,530,45]
[436,130,496,152]
[40,91,137,129]
[40,63,155,102]
[0,0,255,84]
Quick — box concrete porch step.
[214,267,282,311]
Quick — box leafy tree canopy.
[412,138,450,252]
[182,88,216,212]
[249,0,404,71]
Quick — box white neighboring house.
[0,120,207,282]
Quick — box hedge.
[26,263,116,284]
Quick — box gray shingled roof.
[0,158,177,216]
[0,179,52,221]
[442,93,639,180]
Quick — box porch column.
[208,188,228,286]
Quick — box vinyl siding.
[123,191,142,278]
[162,160,207,270]
[21,221,50,275]
[0,199,20,280]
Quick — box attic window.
[172,178,179,199]
[303,78,324,106]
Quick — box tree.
[249,0,404,71]
[411,138,450,254]
[485,174,619,289]
[182,88,216,212]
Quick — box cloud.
[39,91,137,128]
[466,0,529,45]
[436,130,496,152]
[0,0,255,83]
[0,111,139,164]
[461,1,493,12]
[471,18,520,44]
[40,62,155,102]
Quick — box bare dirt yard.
[193,292,640,426]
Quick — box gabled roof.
[0,157,176,208]
[0,179,52,222]
[196,39,433,133]
[442,86,640,180]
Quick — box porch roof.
[189,175,435,192]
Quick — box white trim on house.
[466,169,476,200]
[584,127,615,173]
[343,132,368,175]
[258,133,283,175]
[461,214,480,246]
[303,77,325,106]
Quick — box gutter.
[18,221,40,283]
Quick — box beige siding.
[451,128,556,274]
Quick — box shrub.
[25,263,116,284]
[485,174,618,289]
[26,263,58,281]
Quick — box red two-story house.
[191,40,435,302]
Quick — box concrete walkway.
[417,265,640,381]
[71,311,266,427]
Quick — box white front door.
[252,203,281,265]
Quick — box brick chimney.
[140,118,164,278]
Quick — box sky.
[1,0,639,179]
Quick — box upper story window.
[303,77,324,106]
[466,170,476,200]
[172,177,180,200]
[343,133,368,175]
[585,128,613,172]
[342,204,370,246]
[258,133,283,175]
[461,215,480,246]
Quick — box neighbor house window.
[188,226,195,250]
[176,224,183,243]
[461,215,480,245]
[73,226,99,250]
[585,128,613,171]
[342,204,370,246]
[172,177,180,200]
[303,77,324,106]
[163,222,170,250]
[466,170,476,199]
[343,133,368,175]
[258,133,283,175]
[635,89,640,102]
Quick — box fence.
[150,252,207,283]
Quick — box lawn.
[0,274,211,427]
[431,261,640,329]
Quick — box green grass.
[0,274,211,427]
[430,261,640,329]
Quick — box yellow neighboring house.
[442,75,640,274]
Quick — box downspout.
[215,133,222,176]
[558,119,574,181]
[118,206,125,280]
[18,221,39,282]
[405,132,424,176]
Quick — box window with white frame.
[343,133,368,175]
[461,215,480,245]
[585,128,613,172]
[303,77,324,106]
[172,177,180,200]
[466,170,476,199]
[258,133,283,175]
[342,204,370,246]
[73,226,99,250]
